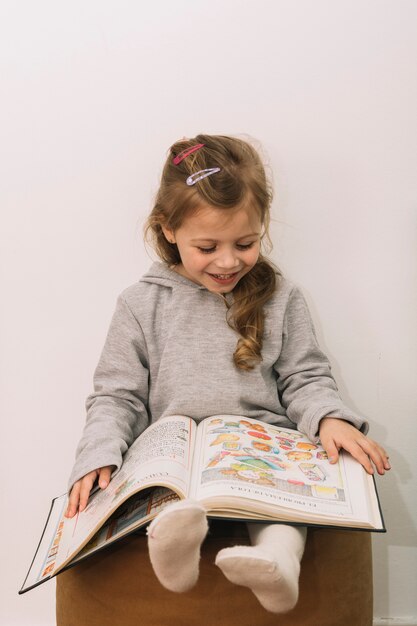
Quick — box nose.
[216,247,240,270]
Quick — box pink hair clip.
[173,143,205,165]
[186,168,221,186]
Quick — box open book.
[20,414,385,593]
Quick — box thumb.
[321,438,340,464]
[98,466,112,489]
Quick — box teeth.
[212,273,235,279]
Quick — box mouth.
[207,272,240,285]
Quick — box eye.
[236,242,255,250]
[197,246,216,254]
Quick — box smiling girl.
[65,135,389,613]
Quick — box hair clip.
[173,143,205,165]
[186,168,221,186]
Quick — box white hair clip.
[186,168,221,186]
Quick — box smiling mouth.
[207,272,241,285]
[210,273,238,279]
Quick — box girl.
[65,134,390,614]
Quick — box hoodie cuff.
[306,408,369,444]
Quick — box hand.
[65,466,114,518]
[319,417,391,475]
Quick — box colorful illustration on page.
[38,518,66,581]
[200,417,345,503]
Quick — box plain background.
[1,1,416,624]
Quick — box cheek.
[245,246,261,267]
[183,249,206,270]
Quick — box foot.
[215,545,300,613]
[147,499,208,592]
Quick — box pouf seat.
[56,520,373,626]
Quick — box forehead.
[181,204,262,236]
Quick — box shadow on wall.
[370,419,417,618]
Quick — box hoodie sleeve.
[67,295,150,491]
[274,286,368,443]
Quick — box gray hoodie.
[68,262,367,490]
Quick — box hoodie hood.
[140,261,207,290]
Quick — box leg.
[215,523,307,613]
[147,499,208,592]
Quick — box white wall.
[1,1,416,624]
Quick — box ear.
[161,225,176,244]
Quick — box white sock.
[147,499,208,592]
[215,523,306,613]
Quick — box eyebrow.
[190,233,260,243]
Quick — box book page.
[71,487,181,564]
[340,451,384,528]
[20,415,195,591]
[53,415,195,573]
[19,495,67,593]
[192,416,366,522]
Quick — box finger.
[344,440,375,474]
[365,444,385,474]
[66,482,81,518]
[375,444,391,471]
[360,440,390,475]
[98,466,112,489]
[79,473,97,512]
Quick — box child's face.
[163,204,262,293]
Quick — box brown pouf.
[56,521,373,626]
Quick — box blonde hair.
[145,134,279,371]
